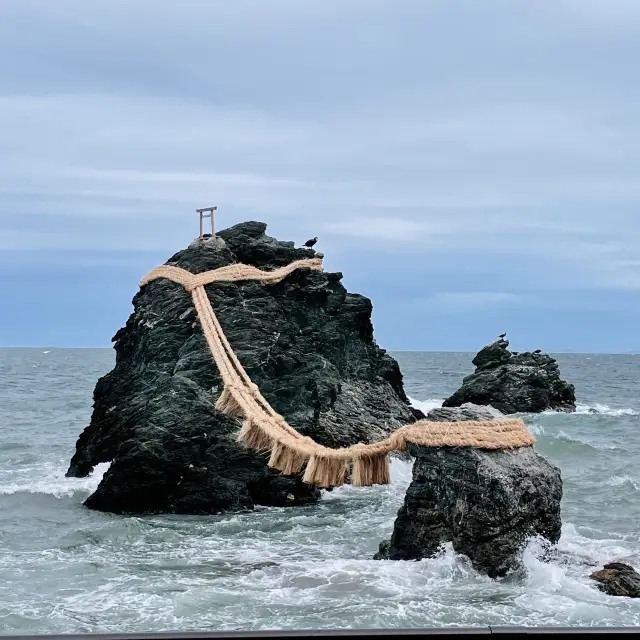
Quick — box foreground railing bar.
[2,627,638,640]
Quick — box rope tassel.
[281,448,307,476]
[351,456,370,487]
[215,386,244,418]
[238,418,272,453]
[351,453,390,487]
[268,442,307,476]
[371,453,391,485]
[302,454,347,488]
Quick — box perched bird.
[304,237,318,249]
[534,348,542,354]
[498,332,507,339]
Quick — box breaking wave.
[0,462,110,498]
[407,396,443,414]
[574,403,638,417]
[606,475,640,492]
[411,398,638,419]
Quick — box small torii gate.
[197,206,217,238]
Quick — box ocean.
[1,348,639,634]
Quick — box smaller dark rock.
[590,562,640,598]
[443,339,576,414]
[249,561,279,571]
[375,404,562,578]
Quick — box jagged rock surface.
[375,405,563,578]
[442,339,576,414]
[590,563,640,598]
[67,221,420,514]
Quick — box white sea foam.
[554,523,638,568]
[2,392,640,632]
[553,430,617,451]
[16,478,635,633]
[527,423,545,436]
[411,397,638,419]
[575,403,638,416]
[407,396,443,413]
[607,475,640,491]
[0,462,110,498]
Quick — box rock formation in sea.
[66,221,420,515]
[590,563,640,598]
[375,403,563,578]
[442,339,576,414]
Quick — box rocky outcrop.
[375,404,562,578]
[442,339,576,414]
[590,563,640,598]
[67,221,420,514]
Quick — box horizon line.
[1,346,639,355]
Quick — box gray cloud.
[1,0,640,302]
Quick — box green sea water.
[1,348,639,633]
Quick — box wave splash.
[0,402,639,630]
[410,396,638,418]
[408,396,443,414]
[0,462,110,498]
[575,403,638,416]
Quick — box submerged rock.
[442,339,576,414]
[67,221,418,514]
[375,407,562,578]
[590,563,640,598]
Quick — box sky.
[1,0,640,352]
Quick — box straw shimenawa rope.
[140,257,535,488]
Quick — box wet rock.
[442,339,576,414]
[249,561,279,571]
[590,562,640,598]
[426,403,505,422]
[67,221,416,515]
[375,411,562,578]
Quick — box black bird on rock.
[534,349,542,354]
[498,332,507,340]
[304,237,318,249]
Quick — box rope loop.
[184,281,198,293]
[249,383,260,396]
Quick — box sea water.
[1,348,639,633]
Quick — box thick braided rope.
[140,257,535,487]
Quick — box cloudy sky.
[1,0,639,351]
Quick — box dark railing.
[2,628,638,640]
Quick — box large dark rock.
[590,563,640,598]
[375,405,563,578]
[442,339,576,414]
[67,221,419,514]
